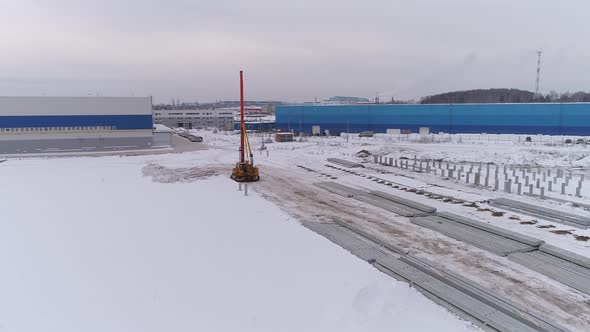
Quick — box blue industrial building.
[0,96,160,154]
[275,103,590,136]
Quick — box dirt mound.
[355,150,371,158]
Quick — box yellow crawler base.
[231,162,260,182]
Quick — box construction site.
[2,71,589,332]
[184,123,590,332]
[3,1,590,331]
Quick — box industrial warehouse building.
[275,103,590,136]
[0,96,168,154]
[152,109,234,130]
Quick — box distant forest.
[419,89,590,104]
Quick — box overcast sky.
[1,0,589,103]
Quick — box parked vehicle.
[359,131,375,137]
[188,135,203,142]
[576,138,586,144]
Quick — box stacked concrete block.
[371,157,585,198]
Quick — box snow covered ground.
[3,128,590,331]
[196,130,590,256]
[197,130,590,168]
[0,151,478,332]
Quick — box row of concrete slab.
[489,198,590,229]
[326,158,364,168]
[315,182,434,217]
[325,163,475,205]
[313,181,590,298]
[412,212,543,257]
[303,219,572,332]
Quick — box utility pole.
[346,120,349,143]
[535,50,542,98]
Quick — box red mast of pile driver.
[240,70,245,164]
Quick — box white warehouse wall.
[0,96,152,116]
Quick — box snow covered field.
[3,129,590,331]
[0,151,477,332]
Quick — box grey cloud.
[1,0,589,102]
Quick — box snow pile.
[0,152,477,332]
[574,154,590,167]
[142,162,223,183]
